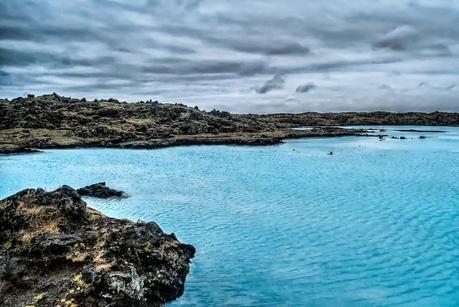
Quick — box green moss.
[3,240,12,250]
[34,293,45,301]
[144,242,153,252]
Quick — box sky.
[0,0,458,113]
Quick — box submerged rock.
[77,182,125,198]
[0,186,195,306]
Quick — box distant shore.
[1,93,458,154]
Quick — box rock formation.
[0,93,365,153]
[2,93,458,153]
[77,182,125,198]
[0,186,195,306]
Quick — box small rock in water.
[327,151,333,155]
[77,182,125,198]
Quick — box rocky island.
[0,185,195,306]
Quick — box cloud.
[379,84,392,90]
[223,40,310,56]
[256,74,285,94]
[296,83,316,93]
[0,1,458,112]
[417,81,427,87]
[373,25,419,51]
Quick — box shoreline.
[0,127,367,154]
[2,93,459,155]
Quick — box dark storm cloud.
[256,74,285,94]
[373,25,419,51]
[296,83,316,93]
[209,37,310,56]
[372,25,453,56]
[233,41,309,56]
[0,47,116,68]
[141,58,269,76]
[0,48,38,66]
[1,0,458,112]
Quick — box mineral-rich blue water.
[1,126,458,306]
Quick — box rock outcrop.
[0,186,195,306]
[77,182,125,198]
[2,93,458,153]
[0,93,367,153]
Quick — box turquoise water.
[1,126,458,306]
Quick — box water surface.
[1,126,458,306]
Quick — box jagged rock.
[0,186,195,306]
[77,182,125,198]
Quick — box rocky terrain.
[0,185,195,306]
[1,93,458,153]
[255,111,459,127]
[0,93,362,153]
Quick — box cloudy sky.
[0,0,458,112]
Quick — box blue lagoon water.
[1,126,458,306]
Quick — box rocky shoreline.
[0,185,195,306]
[1,93,458,154]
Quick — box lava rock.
[4,93,458,153]
[0,186,195,306]
[77,182,125,198]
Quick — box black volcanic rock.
[77,182,125,198]
[0,186,195,306]
[0,145,42,155]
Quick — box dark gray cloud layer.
[0,0,458,112]
[296,83,316,93]
[256,75,285,94]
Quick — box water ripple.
[0,126,458,306]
